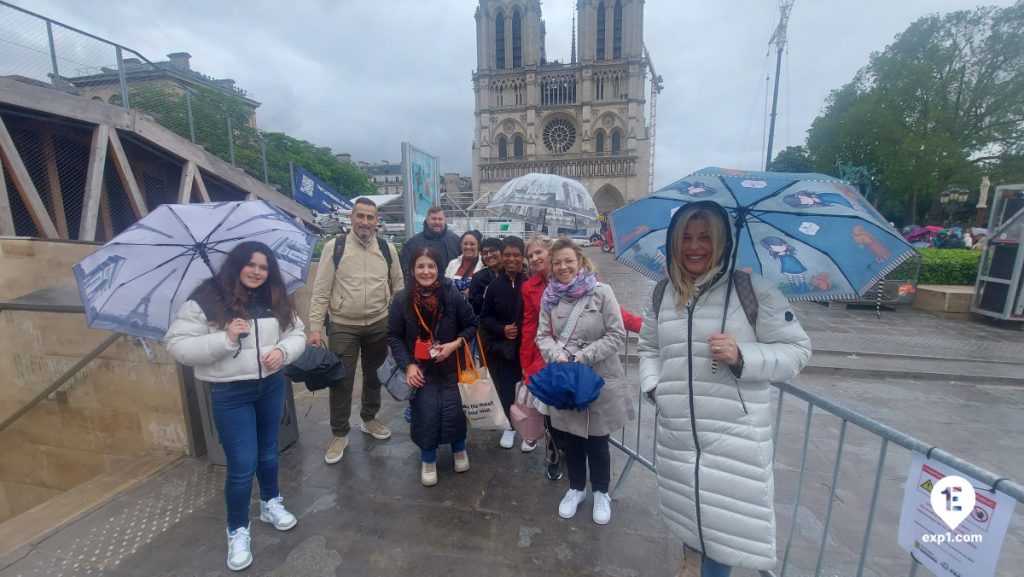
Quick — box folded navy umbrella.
[284,345,345,392]
[527,362,605,411]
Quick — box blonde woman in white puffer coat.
[638,202,811,577]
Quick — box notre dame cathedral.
[471,0,653,215]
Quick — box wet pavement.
[2,248,1023,577]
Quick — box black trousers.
[560,430,611,493]
[545,415,564,464]
[491,356,520,421]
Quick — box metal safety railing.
[608,337,1024,576]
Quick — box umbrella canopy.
[487,173,600,230]
[73,200,316,341]
[609,167,916,302]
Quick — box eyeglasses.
[481,248,498,255]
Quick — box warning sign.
[920,479,934,493]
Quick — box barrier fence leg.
[780,403,814,577]
[814,419,848,577]
[856,438,889,577]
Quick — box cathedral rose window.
[542,119,576,153]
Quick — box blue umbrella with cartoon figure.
[73,200,316,341]
[608,167,916,302]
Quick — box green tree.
[767,146,814,172]
[114,85,374,199]
[261,132,375,199]
[805,2,1024,226]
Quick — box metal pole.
[260,136,269,184]
[46,20,60,90]
[288,160,296,196]
[0,333,121,433]
[764,45,783,170]
[115,46,129,108]
[226,115,235,166]
[186,89,196,144]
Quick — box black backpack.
[332,234,394,292]
[652,270,758,328]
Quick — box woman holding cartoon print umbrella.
[637,202,811,576]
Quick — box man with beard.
[400,206,461,283]
[309,197,404,464]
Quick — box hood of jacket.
[663,200,735,290]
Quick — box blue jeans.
[209,373,285,531]
[701,554,732,577]
[421,438,467,464]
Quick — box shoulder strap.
[733,270,759,328]
[332,234,347,268]
[553,295,590,347]
[652,278,669,320]
[377,237,393,293]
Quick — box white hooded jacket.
[637,201,811,570]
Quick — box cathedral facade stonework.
[472,0,652,215]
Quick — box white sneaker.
[259,495,297,530]
[592,491,612,525]
[521,439,537,452]
[421,461,438,486]
[499,429,516,449]
[558,488,587,519]
[226,526,252,571]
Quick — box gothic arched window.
[596,130,605,153]
[497,135,508,159]
[512,9,522,68]
[513,135,524,158]
[596,2,606,60]
[611,129,622,153]
[613,1,623,58]
[495,12,506,69]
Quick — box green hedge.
[917,248,980,285]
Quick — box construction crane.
[765,0,795,170]
[643,43,664,193]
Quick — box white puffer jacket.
[638,272,811,570]
[165,300,307,383]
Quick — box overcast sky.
[9,0,1017,190]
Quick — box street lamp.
[939,188,969,226]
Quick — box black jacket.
[387,278,478,449]
[468,266,500,315]
[480,270,527,364]
[399,222,462,279]
[386,278,479,377]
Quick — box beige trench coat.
[536,283,634,437]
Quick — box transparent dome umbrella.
[487,173,600,232]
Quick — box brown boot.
[675,547,701,577]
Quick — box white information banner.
[897,452,1016,577]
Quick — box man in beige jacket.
[308,197,404,463]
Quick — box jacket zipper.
[686,296,708,555]
[253,317,263,379]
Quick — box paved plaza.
[2,248,1023,577]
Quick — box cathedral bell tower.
[472,0,653,218]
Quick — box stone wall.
[0,238,322,523]
[0,238,189,522]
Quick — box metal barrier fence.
[0,1,270,182]
[608,338,1024,576]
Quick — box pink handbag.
[510,380,545,442]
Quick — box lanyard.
[414,304,434,342]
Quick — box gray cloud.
[14,0,1015,190]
